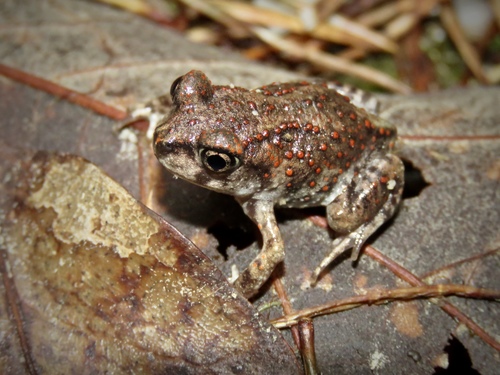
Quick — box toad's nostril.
[153,135,176,157]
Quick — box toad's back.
[155,70,397,208]
[153,70,404,298]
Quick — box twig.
[0,249,38,375]
[440,3,489,83]
[252,27,411,94]
[271,283,500,328]
[273,277,301,348]
[420,248,500,280]
[298,318,319,375]
[365,246,500,352]
[0,63,127,121]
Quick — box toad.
[152,70,404,298]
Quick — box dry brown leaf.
[0,150,300,374]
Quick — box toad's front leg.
[233,199,284,298]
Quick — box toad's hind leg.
[233,199,285,298]
[310,153,404,285]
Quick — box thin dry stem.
[298,319,319,375]
[440,3,489,83]
[271,284,500,328]
[365,246,500,352]
[492,0,500,29]
[420,248,500,281]
[272,277,301,350]
[211,0,396,52]
[0,63,127,120]
[252,27,411,93]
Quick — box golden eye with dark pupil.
[200,149,240,172]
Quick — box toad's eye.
[200,149,241,173]
[170,76,183,97]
